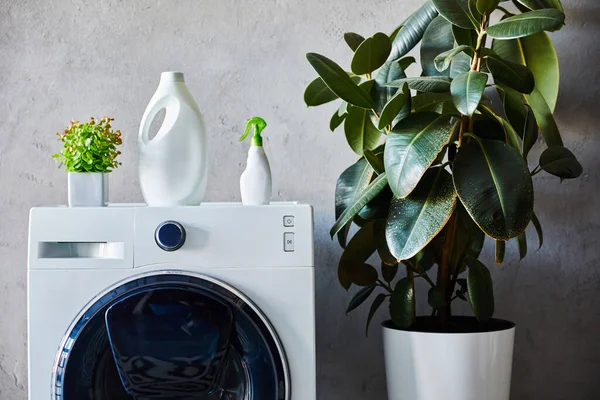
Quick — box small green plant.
[53,116,123,173]
[305,0,582,333]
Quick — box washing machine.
[27,203,315,399]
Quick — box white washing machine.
[27,203,315,400]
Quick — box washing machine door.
[53,272,289,400]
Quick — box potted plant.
[305,0,581,399]
[53,116,123,207]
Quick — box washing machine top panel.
[54,272,289,400]
[28,203,313,271]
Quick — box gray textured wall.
[1,0,599,399]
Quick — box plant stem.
[437,211,457,325]
[406,259,435,287]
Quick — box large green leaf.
[500,88,539,158]
[476,0,500,14]
[389,1,439,62]
[539,146,583,179]
[434,45,473,73]
[344,106,382,155]
[366,293,387,336]
[420,15,455,77]
[373,61,410,126]
[352,32,392,76]
[479,104,521,152]
[331,172,389,238]
[375,220,397,265]
[378,83,410,129]
[432,0,478,29]
[384,113,454,198]
[346,284,376,314]
[386,168,458,260]
[387,76,452,93]
[526,88,562,147]
[330,111,346,132]
[486,9,565,39]
[452,25,477,47]
[453,136,533,240]
[338,222,377,290]
[485,52,535,94]
[449,204,485,273]
[467,259,495,321]
[390,277,415,329]
[521,105,538,159]
[335,159,374,247]
[344,32,366,52]
[412,92,454,112]
[306,53,375,109]
[492,33,559,111]
[516,0,563,12]
[450,71,487,116]
[304,77,338,106]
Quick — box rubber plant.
[305,0,581,332]
[53,117,123,172]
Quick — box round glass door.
[53,272,289,400]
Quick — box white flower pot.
[383,318,515,400]
[68,172,107,207]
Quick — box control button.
[284,232,295,252]
[283,215,295,227]
[155,221,186,252]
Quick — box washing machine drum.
[54,274,289,400]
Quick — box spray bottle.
[239,117,272,205]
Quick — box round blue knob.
[155,221,186,251]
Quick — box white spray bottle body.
[240,146,272,205]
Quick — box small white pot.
[68,172,107,207]
[383,318,515,400]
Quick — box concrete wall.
[1,0,599,398]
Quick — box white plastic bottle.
[138,71,208,206]
[239,117,272,205]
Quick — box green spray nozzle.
[239,116,267,146]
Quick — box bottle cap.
[239,117,267,147]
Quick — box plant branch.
[405,259,435,288]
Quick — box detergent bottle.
[239,117,272,205]
[138,71,208,206]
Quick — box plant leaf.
[531,211,543,249]
[526,88,562,147]
[386,168,458,260]
[539,146,583,179]
[467,259,495,321]
[347,284,376,314]
[374,60,409,123]
[450,71,488,116]
[382,261,399,281]
[375,220,397,265]
[344,32,366,52]
[306,53,375,109]
[384,113,455,198]
[434,45,473,72]
[378,83,410,129]
[344,106,382,155]
[516,0,563,11]
[352,32,393,76]
[432,0,478,29]
[521,105,538,159]
[452,25,477,47]
[338,222,377,289]
[387,76,452,93]
[479,104,521,152]
[485,53,535,94]
[334,159,374,247]
[420,15,455,77]
[476,0,501,14]
[366,293,387,336]
[304,77,339,106]
[486,9,565,40]
[453,136,533,240]
[428,287,447,309]
[492,32,559,111]
[330,111,347,132]
[399,56,417,71]
[331,173,389,238]
[390,277,415,329]
[388,1,439,62]
[364,148,385,175]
